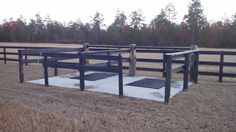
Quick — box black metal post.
[43,55,49,86]
[164,55,172,104]
[18,50,24,83]
[118,54,123,96]
[183,54,190,91]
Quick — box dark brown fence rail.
[1,45,236,82]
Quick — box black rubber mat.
[70,73,116,81]
[126,78,165,89]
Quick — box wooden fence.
[1,45,236,82]
[5,44,233,104]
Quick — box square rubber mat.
[126,78,165,89]
[70,73,116,81]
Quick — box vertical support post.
[189,45,198,82]
[83,43,89,64]
[24,55,28,66]
[24,48,28,66]
[3,47,6,64]
[54,60,58,76]
[129,44,136,76]
[18,50,24,83]
[193,51,199,83]
[79,53,85,91]
[118,54,123,96]
[162,51,166,77]
[183,54,190,91]
[43,55,49,86]
[164,55,172,104]
[219,51,224,82]
[107,51,111,67]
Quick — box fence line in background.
[1,45,236,82]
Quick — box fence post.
[118,54,123,96]
[24,48,28,66]
[219,51,224,82]
[164,55,172,104]
[54,59,58,76]
[79,53,85,91]
[18,50,24,83]
[183,54,190,91]
[107,51,111,67]
[162,51,166,77]
[3,47,6,64]
[24,55,28,66]
[43,55,49,86]
[83,43,89,64]
[190,45,198,82]
[129,44,136,76]
[193,51,199,83]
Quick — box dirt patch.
[0,62,236,132]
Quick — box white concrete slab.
[27,72,192,102]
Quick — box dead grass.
[0,62,236,132]
[0,42,236,131]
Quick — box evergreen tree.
[184,0,207,45]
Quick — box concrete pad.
[27,72,192,102]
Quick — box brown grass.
[0,62,236,131]
[0,42,236,131]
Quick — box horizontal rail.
[0,58,18,61]
[19,48,82,55]
[200,51,236,55]
[89,44,190,50]
[83,54,122,60]
[172,65,185,73]
[82,49,130,55]
[199,71,236,77]
[122,66,163,72]
[136,49,181,53]
[166,49,199,58]
[0,46,55,49]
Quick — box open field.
[1,62,236,131]
[0,42,236,131]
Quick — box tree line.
[0,0,236,48]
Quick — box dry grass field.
[0,42,236,131]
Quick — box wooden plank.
[79,55,85,91]
[219,52,224,82]
[3,58,19,61]
[18,51,24,83]
[183,54,190,91]
[43,56,49,86]
[166,49,199,59]
[193,52,199,83]
[136,58,163,63]
[118,55,123,96]
[84,54,121,60]
[3,47,6,63]
[164,55,172,104]
[172,65,185,73]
